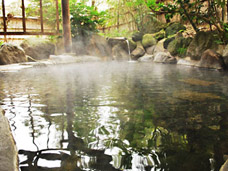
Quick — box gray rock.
[177,58,199,66]
[131,41,145,60]
[154,39,166,55]
[0,43,27,65]
[21,39,55,60]
[146,45,156,55]
[154,52,176,64]
[107,37,136,54]
[84,34,113,60]
[0,108,18,171]
[132,32,143,42]
[199,49,226,70]
[165,22,186,37]
[220,160,228,171]
[138,54,154,62]
[223,44,228,57]
[187,31,218,60]
[112,44,129,61]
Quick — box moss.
[142,34,157,48]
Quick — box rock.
[131,41,145,60]
[112,44,129,61]
[142,34,157,48]
[220,160,228,171]
[146,45,156,55]
[163,36,175,49]
[154,39,166,55]
[107,37,135,54]
[128,39,137,52]
[72,34,112,60]
[20,38,55,60]
[0,43,27,65]
[152,29,165,41]
[224,57,228,67]
[165,22,186,37]
[0,108,18,171]
[177,57,199,66]
[167,36,192,57]
[138,54,154,62]
[223,44,228,57]
[187,31,218,60]
[154,52,177,64]
[144,16,166,34]
[132,32,143,42]
[84,34,113,61]
[199,49,226,70]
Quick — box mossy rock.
[165,22,186,37]
[128,38,137,52]
[142,34,157,48]
[152,29,165,41]
[163,36,175,49]
[187,31,218,60]
[168,36,192,57]
[144,16,167,34]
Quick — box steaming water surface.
[0,62,228,171]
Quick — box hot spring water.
[0,62,228,171]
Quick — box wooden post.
[61,0,72,53]
[2,0,7,42]
[40,0,44,32]
[22,0,26,32]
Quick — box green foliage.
[99,29,133,38]
[146,0,228,41]
[70,2,108,38]
[177,47,187,56]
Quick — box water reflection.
[0,62,228,171]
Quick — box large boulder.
[167,36,192,57]
[132,32,143,42]
[142,34,157,49]
[163,36,175,49]
[187,31,218,60]
[199,49,226,70]
[131,41,145,60]
[165,22,186,37]
[83,34,112,60]
[20,39,55,60]
[0,43,27,65]
[154,52,177,64]
[153,39,166,55]
[144,16,166,34]
[128,39,137,52]
[146,45,156,55]
[152,29,165,41]
[72,34,112,61]
[112,44,130,61]
[138,54,154,62]
[107,37,136,54]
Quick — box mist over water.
[0,62,228,171]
